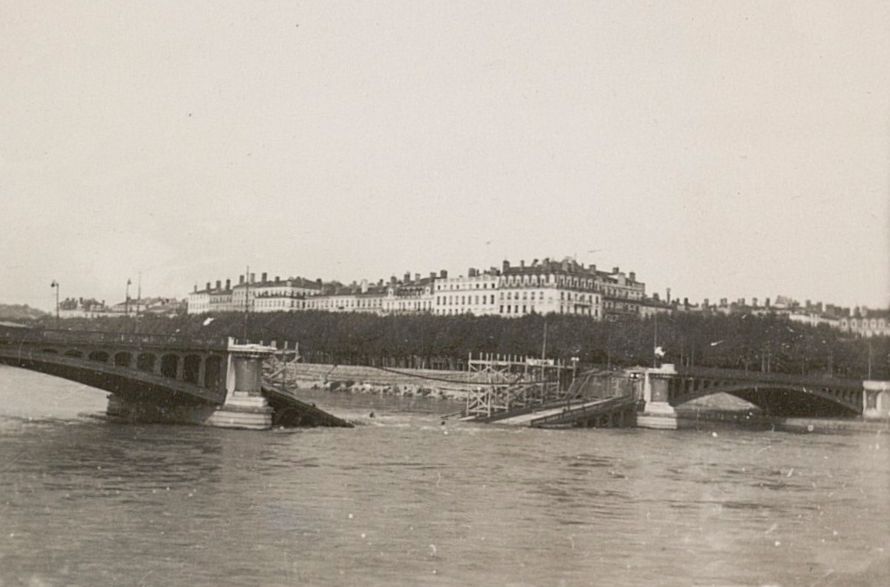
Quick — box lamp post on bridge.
[125,278,132,317]
[50,280,60,329]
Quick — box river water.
[1,365,888,586]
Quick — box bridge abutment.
[637,364,679,430]
[863,380,890,420]
[202,341,274,430]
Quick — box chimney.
[193,284,197,293]
[414,273,420,282]
[629,271,636,282]
[316,278,322,286]
[613,266,620,274]
[440,269,448,279]
[765,297,771,307]
[275,275,280,284]
[520,259,525,268]
[250,273,255,283]
[752,297,758,307]
[390,275,397,284]
[361,279,368,293]
[206,282,211,291]
[261,272,267,282]
[239,275,245,285]
[502,260,510,272]
[683,297,689,307]
[666,288,671,304]
[216,280,221,290]
[653,292,660,301]
[703,298,709,307]
[468,268,476,277]
[404,272,410,283]
[225,279,231,290]
[430,272,436,280]
[590,264,596,273]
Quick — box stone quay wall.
[282,362,479,400]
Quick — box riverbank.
[279,362,478,401]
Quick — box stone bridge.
[0,325,349,429]
[637,363,888,429]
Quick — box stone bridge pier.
[204,341,275,429]
[636,364,679,430]
[863,381,890,420]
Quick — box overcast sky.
[1,1,888,312]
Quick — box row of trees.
[33,310,888,379]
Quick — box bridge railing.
[674,365,862,389]
[0,327,229,350]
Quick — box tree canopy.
[33,310,887,379]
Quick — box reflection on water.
[1,365,888,586]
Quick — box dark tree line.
[33,310,889,379]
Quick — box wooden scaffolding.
[464,352,574,419]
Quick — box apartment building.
[433,269,499,316]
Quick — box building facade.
[186,257,653,321]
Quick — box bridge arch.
[670,381,861,418]
[0,328,230,408]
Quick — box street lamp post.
[50,280,60,328]
[125,278,132,317]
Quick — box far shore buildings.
[185,257,888,338]
[59,296,184,319]
[187,257,646,322]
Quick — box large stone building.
[496,258,602,318]
[431,257,647,320]
[600,267,646,319]
[433,269,499,316]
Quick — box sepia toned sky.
[1,1,888,311]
